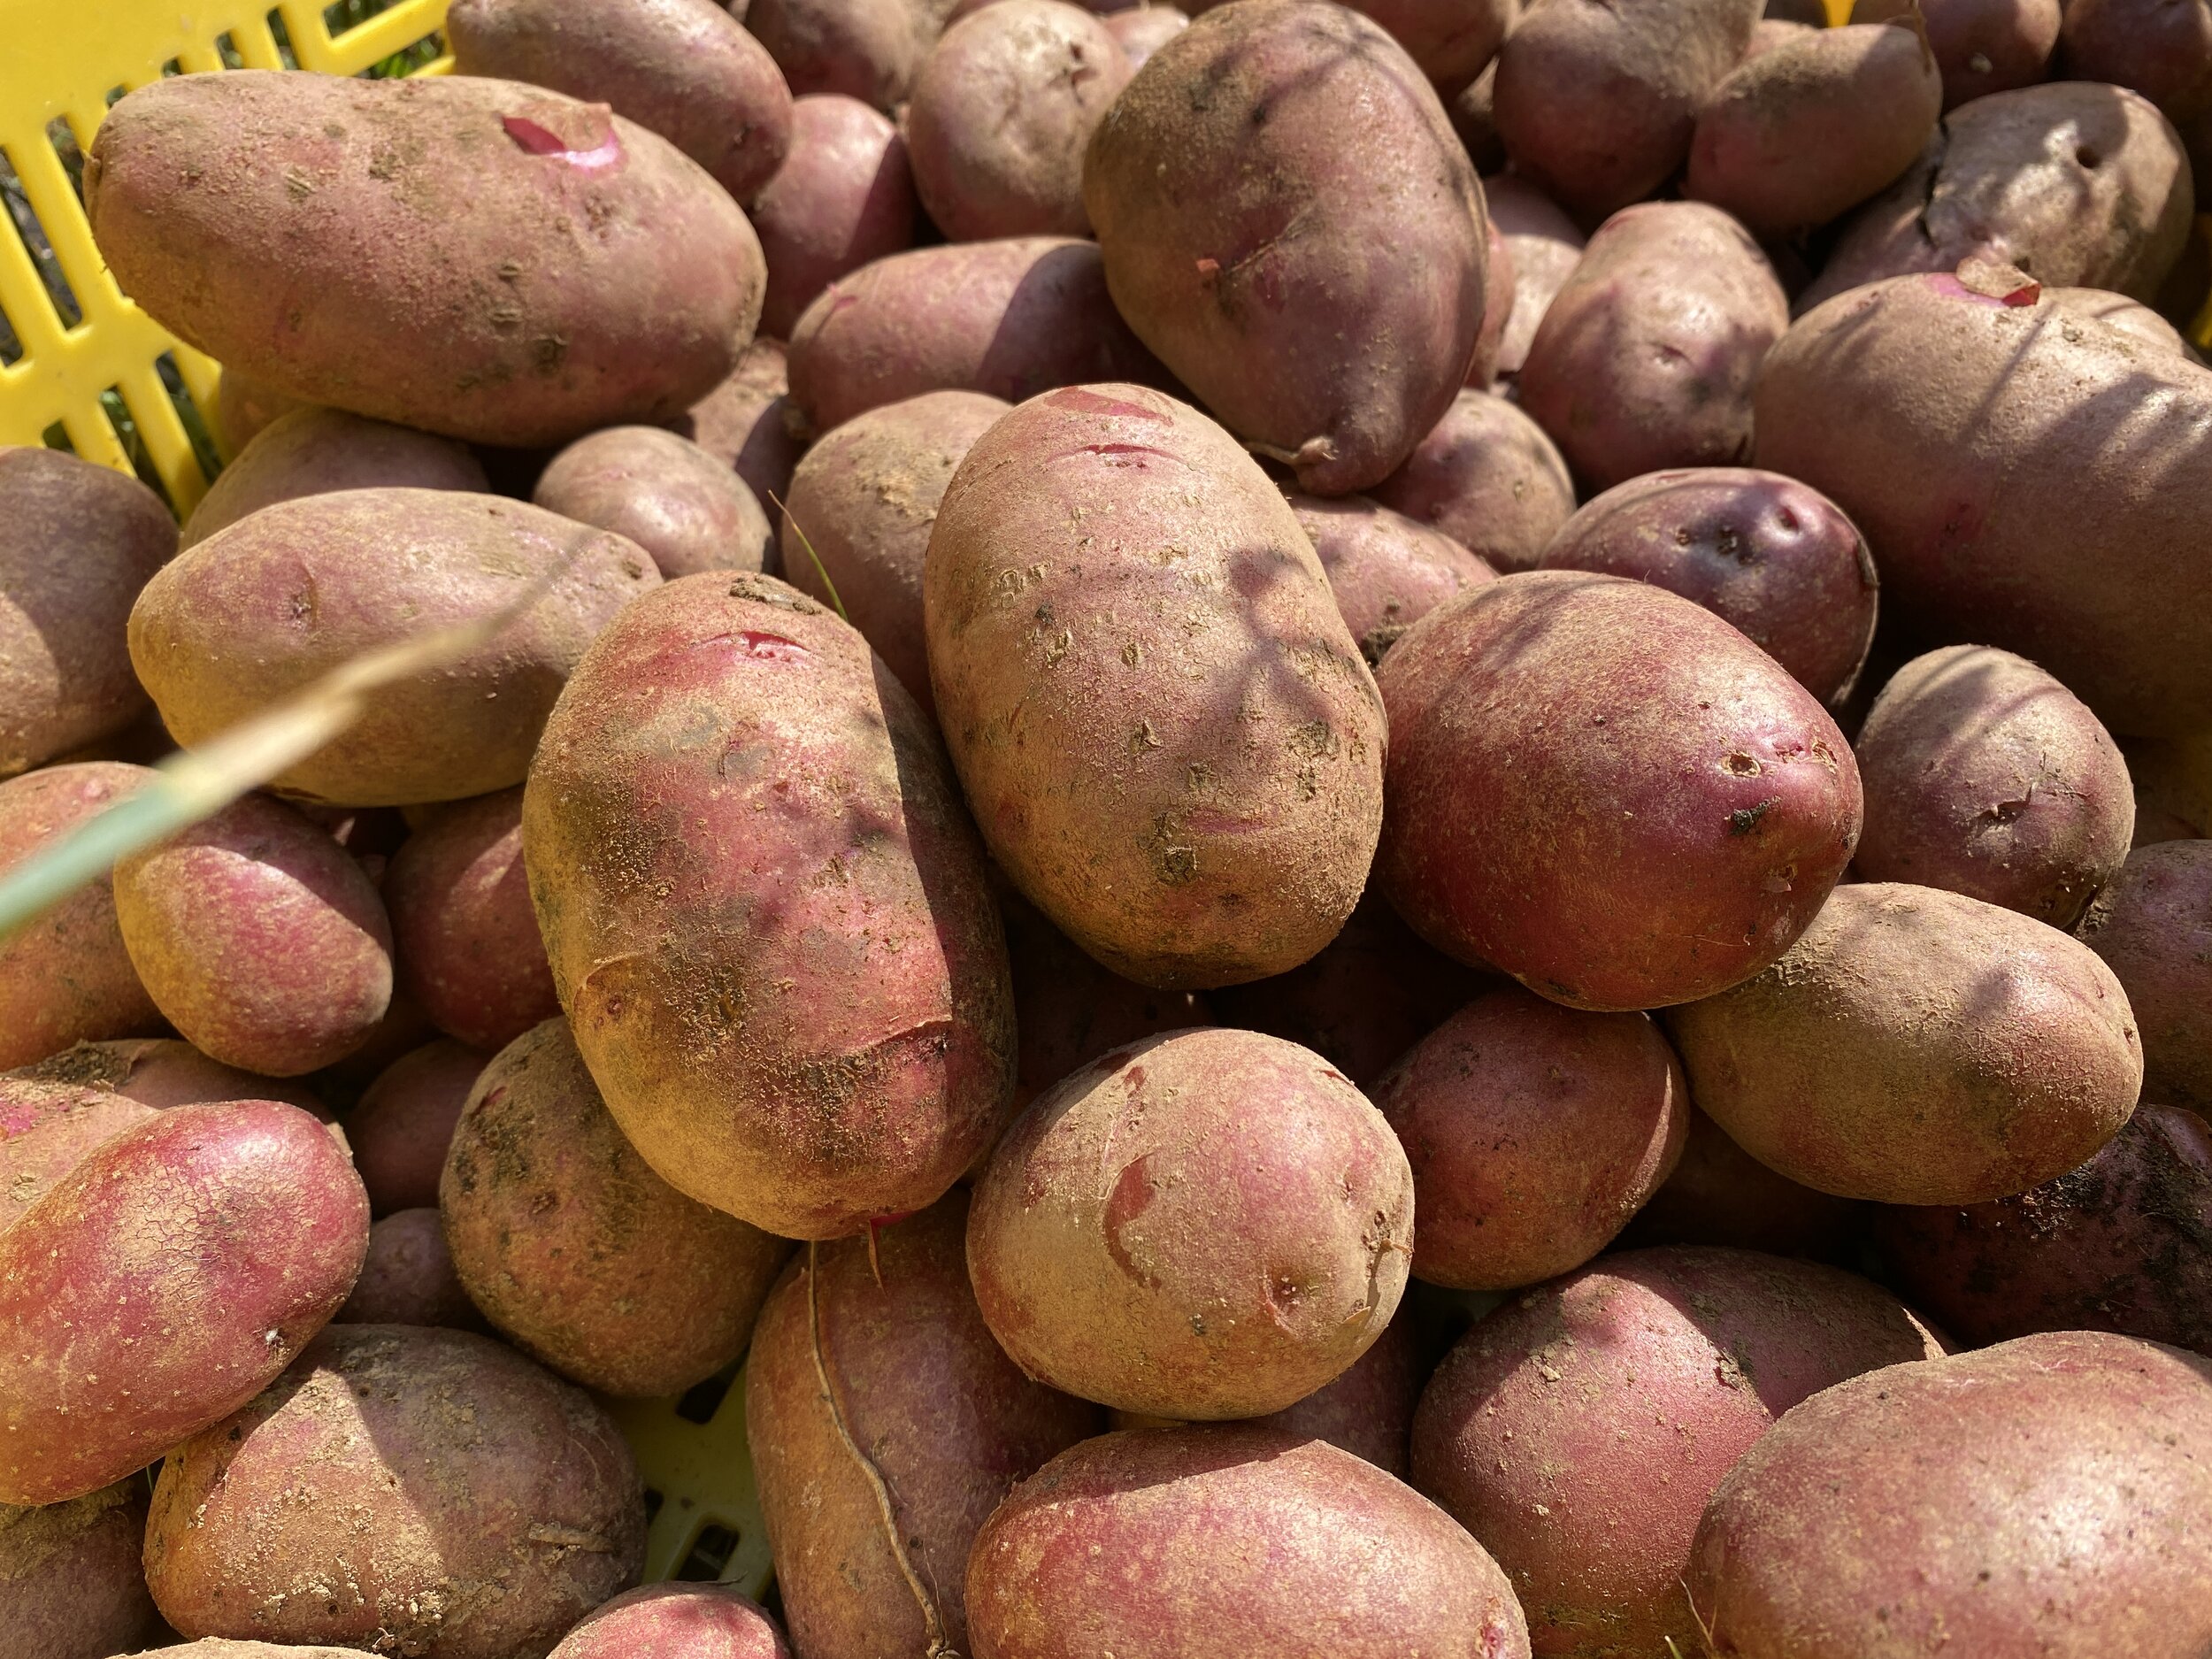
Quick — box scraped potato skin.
[145,1325,645,1659]
[1519,203,1790,494]
[787,237,1167,438]
[1906,0,2061,109]
[86,73,766,447]
[1412,1248,1943,1659]
[1491,0,1762,220]
[2076,841,2212,1111]
[1618,1106,1866,1262]
[1685,1331,2212,1657]
[0,1100,368,1505]
[0,1081,156,1230]
[752,95,918,337]
[1755,273,2212,738]
[1370,388,1575,573]
[1485,175,1586,384]
[10,1037,326,1116]
[334,1207,488,1329]
[1084,0,1488,495]
[1375,572,1862,1011]
[346,1040,485,1213]
[0,449,173,778]
[533,426,772,578]
[130,488,663,806]
[966,1426,1532,1659]
[1669,882,2145,1205]
[745,1196,1100,1659]
[1537,467,1878,705]
[925,385,1386,988]
[966,1028,1414,1418]
[179,406,487,550]
[0,1479,158,1659]
[552,1585,793,1659]
[446,0,795,203]
[525,573,1017,1239]
[1289,493,1496,665]
[748,0,951,110]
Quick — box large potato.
[131,488,661,806]
[1669,881,2144,1204]
[1288,493,1495,665]
[752,95,918,336]
[87,73,765,447]
[525,572,1016,1239]
[1376,572,1863,1010]
[926,385,1385,987]
[179,407,487,550]
[533,426,772,579]
[2077,841,2212,1110]
[0,1479,158,1659]
[1084,0,1487,494]
[1368,388,1576,573]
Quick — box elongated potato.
[2077,841,2212,1111]
[1369,388,1576,573]
[925,385,1386,987]
[9,1037,327,1117]
[0,1479,158,1659]
[179,407,487,550]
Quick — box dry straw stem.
[769,491,849,623]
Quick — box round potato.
[533,426,772,579]
[1288,492,1496,665]
[2076,841,2212,1112]
[552,1585,792,1659]
[748,0,952,110]
[752,95,918,337]
[179,406,487,550]
[334,1208,487,1330]
[0,1479,158,1659]
[1370,387,1576,573]
[1906,0,2062,108]
[346,1040,484,1214]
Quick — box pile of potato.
[6,0,2212,1652]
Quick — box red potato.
[346,1040,486,1214]
[533,426,772,578]
[0,1479,159,1659]
[310,986,437,1105]
[966,1426,1532,1659]
[334,1207,488,1330]
[1338,0,1511,92]
[748,0,955,110]
[1484,174,1586,384]
[1618,1106,1867,1262]
[1369,389,1577,574]
[2044,283,2191,353]
[113,793,395,1077]
[1747,17,1812,55]
[0,1081,155,1230]
[1104,2,1186,64]
[752,95,918,338]
[1519,203,1790,494]
[551,1585,792,1659]
[1412,1248,1945,1659]
[1376,572,1863,1010]
[1893,0,2062,109]
[681,336,808,517]
[2077,841,2212,1112]
[1538,467,1879,705]
[1466,215,1516,388]
[2060,0,2212,175]
[12,1037,327,1116]
[138,1642,387,1657]
[384,787,562,1053]
[179,406,488,550]
[0,1100,368,1505]
[1288,492,1497,665]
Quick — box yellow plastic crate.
[0,0,771,1597]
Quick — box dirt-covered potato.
[179,407,487,550]
[9,1037,327,1116]
[0,1479,158,1659]
[0,1080,156,1230]
[346,1040,484,1214]
[752,95,918,336]
[534,426,772,579]
[552,1585,792,1659]
[749,0,954,110]
[334,1207,487,1330]
[2077,841,2212,1112]
[1618,1106,1867,1262]
[1288,493,1496,664]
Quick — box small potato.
[1288,492,1496,664]
[534,426,772,578]
[908,1,1131,240]
[1484,174,1586,384]
[780,388,1010,714]
[1343,0,1511,92]
[145,1325,644,1659]
[1747,17,1813,55]
[552,1585,792,1659]
[114,793,394,1077]
[442,1018,793,1396]
[748,0,952,109]
[0,1479,158,1659]
[968,1028,1413,1418]
[12,1037,328,1116]
[1369,388,1576,573]
[1685,1331,2212,1655]
[746,1195,1098,1659]
[1894,0,2062,109]
[0,1100,368,1505]
[1537,467,1878,705]
[1376,572,1863,1010]
[0,449,173,778]
[787,237,1167,437]
[136,1646,364,1658]
[1853,646,2134,926]
[179,406,487,550]
[1519,202,1790,493]
[1415,1248,1943,1658]
[2077,841,2212,1112]
[1618,1106,1867,1262]
[334,1207,487,1330]
[752,95,918,337]
[131,488,662,807]
[383,788,561,1054]
[1670,882,2145,1204]
[1104,3,1187,65]
[0,1080,155,1230]
[346,1040,487,1214]
[211,367,307,454]
[447,0,795,203]
[966,1426,1532,1659]
[681,336,807,517]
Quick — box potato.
[334,1207,487,1330]
[1465,216,1516,388]
[787,237,1167,437]
[13,1037,327,1116]
[87,73,765,448]
[447,0,795,203]
[384,789,561,1054]
[2077,841,2212,1111]
[1104,3,1187,65]
[968,1028,1412,1417]
[1485,174,1586,385]
[1890,0,2061,109]
[211,367,307,455]
[1491,0,1762,219]
[1519,203,1789,493]
[1799,83,2194,311]
[1685,1330,2212,1655]
[1618,1106,1867,1262]
[1377,572,1862,1010]
[0,1100,367,1504]
[1450,61,1503,172]
[1747,16,1812,55]
[0,449,173,779]
[526,572,1016,1238]
[2044,282,2192,352]
[925,385,1385,987]
[145,1324,643,1658]
[1687,20,1943,237]
[1343,0,1511,92]
[1755,270,2212,738]
[1084,0,1487,494]
[2060,0,2212,175]
[131,488,662,807]
[347,1040,485,1214]
[552,1585,792,1659]
[746,1195,1098,1659]
[0,1479,157,1659]
[533,426,772,579]
[753,95,919,337]
[137,1647,363,1659]
[749,0,952,110]
[0,1079,157,1233]
[1670,881,2144,1204]
[1369,388,1576,573]
[908,1,1130,240]
[681,336,807,518]
[1288,492,1496,665]
[442,1018,791,1394]
[966,1426,1532,1659]
[780,388,1010,715]
[1537,467,1878,705]
[113,793,394,1077]
[180,407,487,551]
[1412,1248,1944,1658]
